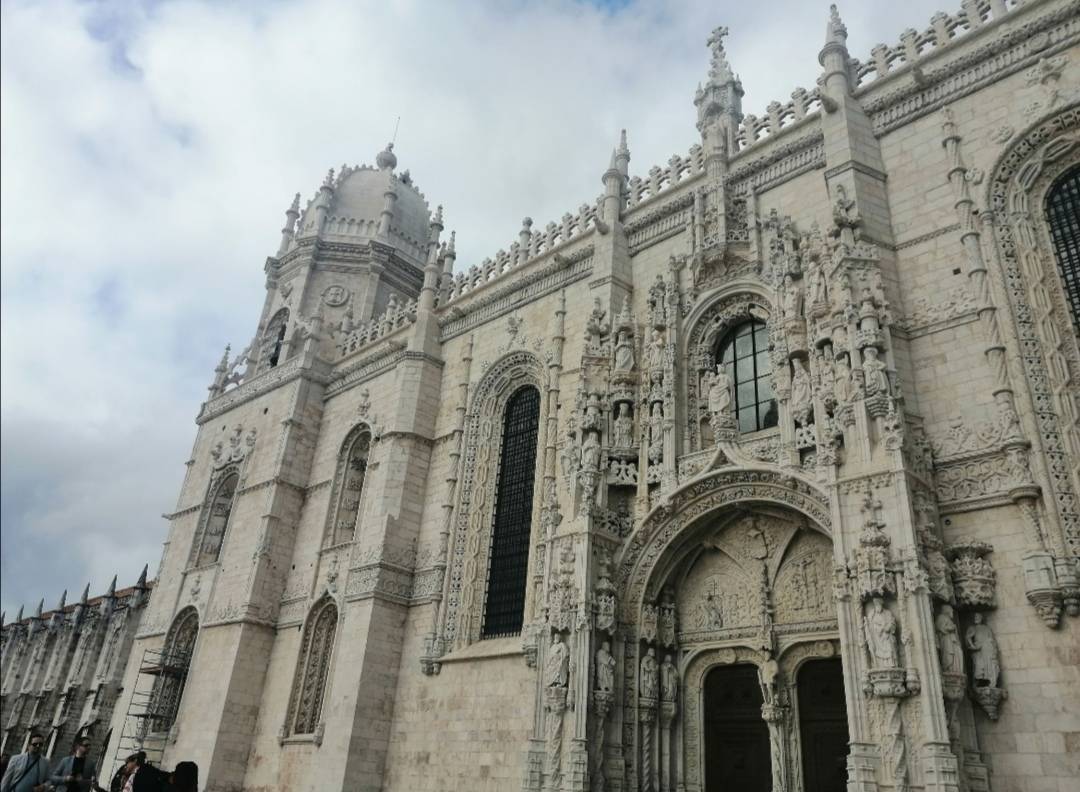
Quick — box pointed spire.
[615,129,631,178]
[695,25,744,141]
[277,193,301,256]
[825,4,847,47]
[447,230,456,255]
[56,590,67,611]
[81,583,90,604]
[136,564,149,589]
[106,575,117,598]
[16,604,24,623]
[35,598,44,619]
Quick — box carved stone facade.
[7,2,1079,790]
[0,576,151,769]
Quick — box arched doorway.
[704,664,771,792]
[797,658,849,792]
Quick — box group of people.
[0,736,197,792]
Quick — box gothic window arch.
[259,308,289,371]
[481,385,541,638]
[285,597,338,736]
[191,468,239,567]
[325,426,372,547]
[154,607,199,732]
[1045,165,1080,332]
[716,320,777,433]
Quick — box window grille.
[481,386,541,638]
[287,599,337,735]
[717,321,778,433]
[195,471,238,566]
[1046,165,1080,333]
[328,429,370,546]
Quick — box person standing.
[0,732,50,792]
[50,737,97,792]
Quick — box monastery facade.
[4,1,1080,790]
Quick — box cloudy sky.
[0,0,947,617]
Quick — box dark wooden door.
[798,658,850,792]
[704,664,772,792]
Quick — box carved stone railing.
[625,145,705,209]
[336,298,418,358]
[438,203,602,305]
[734,87,825,152]
[851,0,1024,91]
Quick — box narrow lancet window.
[1046,165,1080,332]
[194,471,238,567]
[260,308,290,371]
[717,320,777,433]
[481,386,541,639]
[327,428,371,546]
[286,598,338,736]
[155,608,199,732]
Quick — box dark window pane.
[1046,166,1080,332]
[482,386,541,638]
[739,407,757,433]
[735,333,754,359]
[762,400,779,428]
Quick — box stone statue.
[546,633,570,689]
[580,431,601,472]
[863,597,900,669]
[782,274,802,321]
[817,354,835,403]
[790,359,814,426]
[614,330,635,372]
[834,356,852,404]
[965,613,1001,687]
[596,641,616,693]
[639,647,659,700]
[649,403,664,460]
[660,654,679,702]
[935,604,964,676]
[862,347,890,397]
[708,364,733,417]
[647,329,666,372]
[613,404,634,448]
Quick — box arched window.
[481,386,541,638]
[326,428,371,546]
[717,320,777,433]
[155,608,199,732]
[286,598,338,736]
[259,308,290,371]
[1046,165,1080,332]
[194,470,238,567]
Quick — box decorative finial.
[16,604,24,622]
[323,168,335,187]
[106,575,117,597]
[35,598,44,618]
[825,4,848,47]
[705,26,734,83]
[56,590,67,611]
[288,192,300,213]
[376,142,398,171]
[432,205,444,227]
[137,564,149,588]
[81,582,90,604]
[447,230,456,255]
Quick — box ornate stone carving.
[863,596,900,672]
[966,613,1005,720]
[946,542,996,609]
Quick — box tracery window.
[1046,165,1080,332]
[286,597,338,736]
[326,427,371,546]
[259,308,290,371]
[481,386,541,639]
[154,607,198,732]
[717,320,777,433]
[193,470,238,567]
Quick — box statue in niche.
[580,431,602,472]
[807,253,828,306]
[660,654,679,702]
[585,298,607,353]
[595,641,616,693]
[648,403,664,462]
[862,347,890,397]
[546,633,570,689]
[817,353,835,404]
[614,330,635,372]
[613,404,634,448]
[582,393,602,432]
[697,592,724,630]
[965,613,1001,687]
[834,356,852,404]
[863,597,900,669]
[647,329,666,373]
[639,647,659,700]
[935,604,965,676]
[707,364,733,418]
[790,359,814,426]
[781,273,803,321]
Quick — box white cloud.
[0,0,947,614]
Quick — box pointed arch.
[154,607,199,732]
[190,466,239,567]
[285,596,339,736]
[444,350,547,648]
[324,425,373,547]
[258,308,290,372]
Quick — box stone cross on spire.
[705,26,734,84]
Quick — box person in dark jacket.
[49,737,97,792]
[165,762,197,792]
